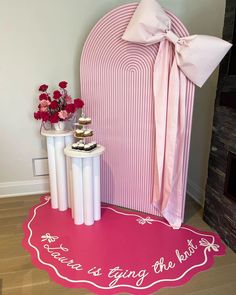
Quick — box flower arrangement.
[34,81,84,125]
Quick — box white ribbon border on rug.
[26,195,220,290]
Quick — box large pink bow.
[122,0,231,228]
[122,0,232,87]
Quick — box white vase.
[53,121,66,131]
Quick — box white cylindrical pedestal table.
[64,145,105,225]
[41,129,74,211]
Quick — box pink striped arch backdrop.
[80,3,195,219]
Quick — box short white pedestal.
[64,145,105,225]
[41,129,74,211]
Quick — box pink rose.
[40,99,51,107]
[65,95,73,103]
[40,106,48,112]
[58,110,68,120]
[38,99,50,111]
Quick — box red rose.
[39,84,48,92]
[59,81,68,89]
[65,103,75,113]
[34,111,41,120]
[39,93,48,101]
[40,112,50,122]
[74,98,84,109]
[53,90,61,99]
[49,112,59,123]
[50,100,59,109]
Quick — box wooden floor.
[0,195,236,295]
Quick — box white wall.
[0,0,226,200]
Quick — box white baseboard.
[187,179,205,207]
[0,177,205,207]
[0,178,50,198]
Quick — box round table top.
[41,129,74,137]
[64,145,105,158]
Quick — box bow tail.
[161,54,180,210]
[153,41,187,228]
[152,40,173,208]
[162,67,187,228]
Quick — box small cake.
[78,142,85,150]
[78,117,87,124]
[75,129,84,137]
[78,116,92,125]
[83,129,93,137]
[85,117,92,124]
[84,144,93,151]
[88,143,94,150]
[90,141,97,149]
[71,143,79,150]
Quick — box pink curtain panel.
[80,3,195,224]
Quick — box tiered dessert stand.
[72,113,96,151]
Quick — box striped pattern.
[80,3,195,218]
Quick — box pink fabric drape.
[122,0,231,228]
[153,40,187,228]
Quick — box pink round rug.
[22,195,225,294]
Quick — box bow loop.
[122,0,232,87]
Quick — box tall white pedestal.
[41,129,74,211]
[64,145,105,225]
